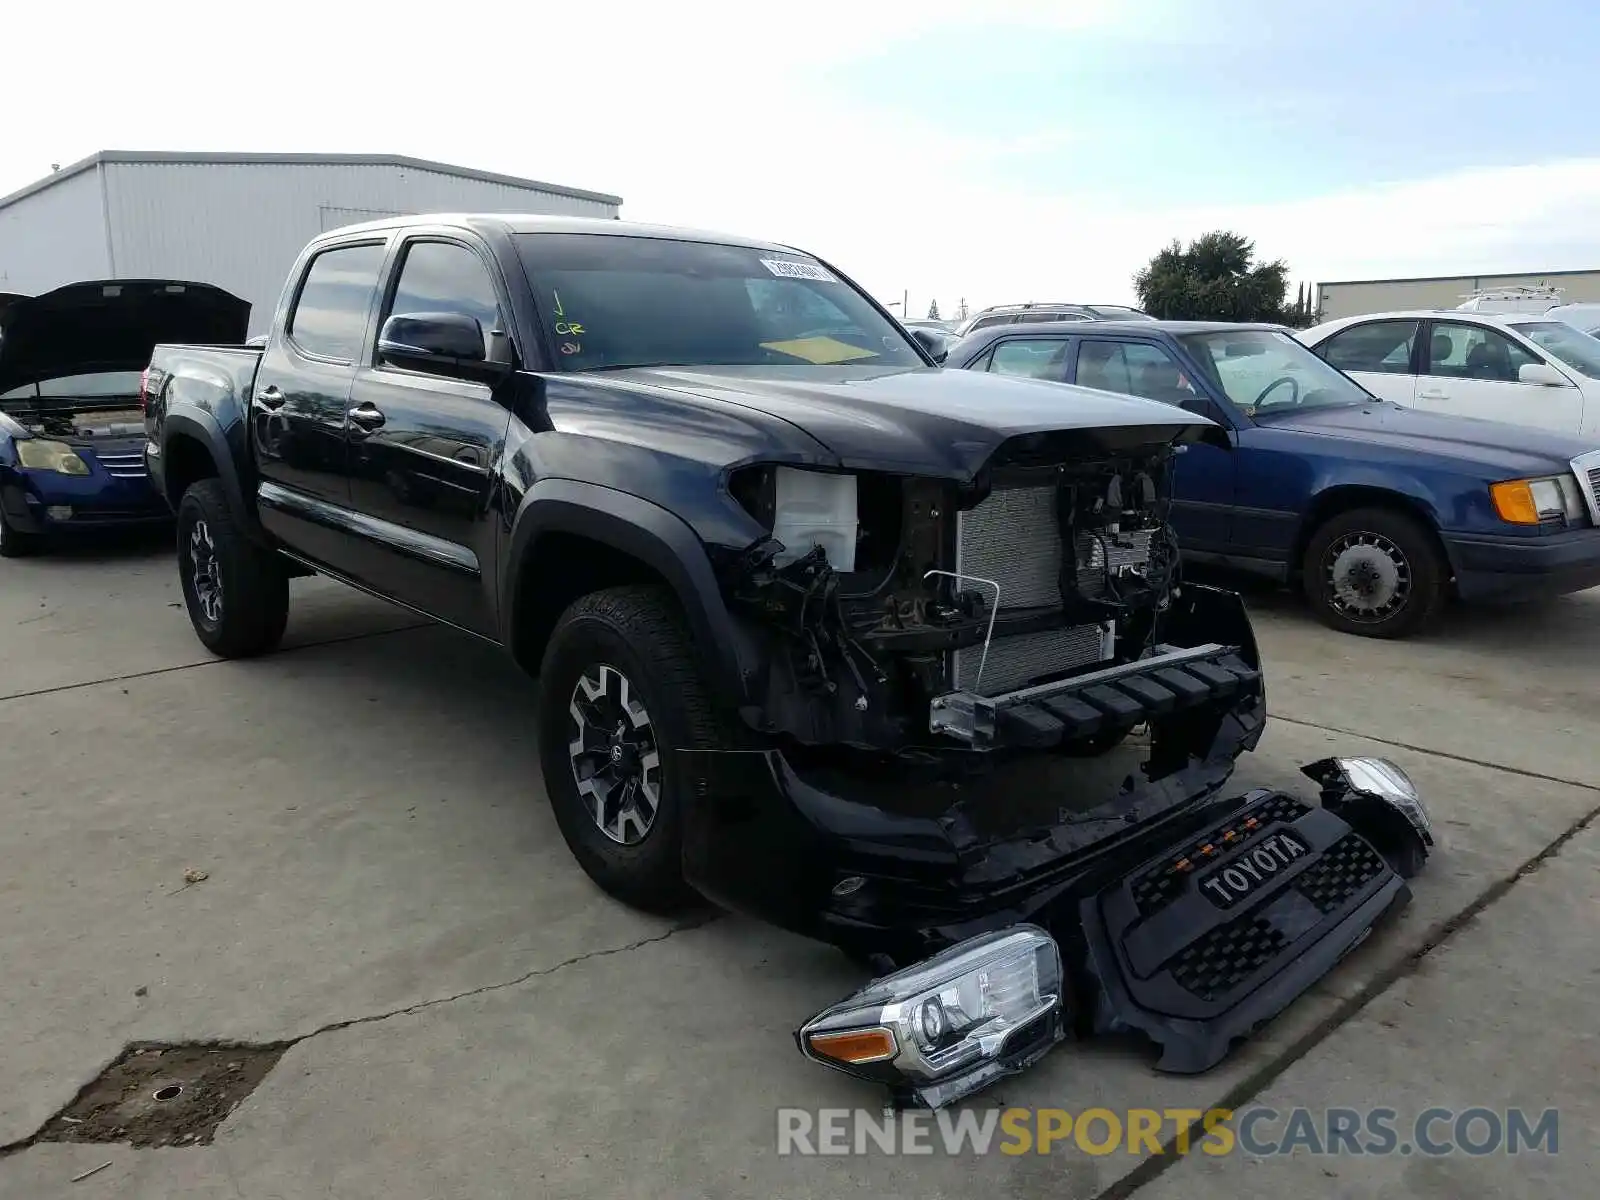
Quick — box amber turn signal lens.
[807,1027,898,1064]
[1489,480,1541,525]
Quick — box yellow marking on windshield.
[759,336,878,365]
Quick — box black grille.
[1169,915,1289,1001]
[1130,794,1312,917]
[1130,864,1188,916]
[1294,833,1386,914]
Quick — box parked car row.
[943,317,1600,638]
[128,213,1437,1110]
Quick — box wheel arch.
[161,412,256,533]
[1292,485,1451,582]
[503,480,754,706]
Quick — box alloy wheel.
[566,663,663,845]
[189,518,224,624]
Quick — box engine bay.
[726,442,1187,751]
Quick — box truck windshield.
[1509,321,1600,380]
[515,233,923,371]
[1178,329,1375,417]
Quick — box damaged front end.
[683,429,1433,1107]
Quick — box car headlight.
[15,439,91,476]
[1489,475,1582,524]
[1301,755,1434,877]
[797,925,1067,1109]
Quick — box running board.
[928,643,1258,747]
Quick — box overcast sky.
[6,0,1600,316]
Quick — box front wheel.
[537,585,744,913]
[177,479,290,657]
[1302,507,1446,639]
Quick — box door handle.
[347,403,386,431]
[254,386,287,410]
[1418,387,1447,400]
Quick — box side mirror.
[910,327,951,365]
[379,312,501,374]
[1518,362,1569,387]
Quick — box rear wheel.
[177,479,290,657]
[537,585,744,912]
[0,508,40,558]
[1302,507,1446,639]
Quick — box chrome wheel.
[189,518,223,624]
[1325,531,1410,623]
[566,663,662,845]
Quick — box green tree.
[1133,231,1297,323]
[927,299,941,320]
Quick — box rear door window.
[287,242,387,362]
[1316,320,1419,375]
[985,338,1070,379]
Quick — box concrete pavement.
[0,541,1594,1198]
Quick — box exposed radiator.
[951,483,1140,695]
[952,623,1110,695]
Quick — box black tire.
[537,584,744,913]
[0,507,41,558]
[176,479,290,657]
[1302,506,1446,639]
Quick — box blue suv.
[944,320,1600,637]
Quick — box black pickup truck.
[143,215,1433,1107]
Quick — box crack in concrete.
[0,622,432,704]
[1270,713,1599,793]
[1096,793,1600,1200]
[283,912,721,1043]
[0,913,719,1160]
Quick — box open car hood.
[0,279,250,396]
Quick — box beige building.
[1314,267,1600,321]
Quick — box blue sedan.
[1,279,250,556]
[943,320,1600,637]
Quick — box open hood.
[0,279,250,396]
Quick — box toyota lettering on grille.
[1197,831,1310,908]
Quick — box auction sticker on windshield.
[760,258,837,283]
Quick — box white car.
[1298,310,1600,440]
[1545,303,1600,337]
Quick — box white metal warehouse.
[0,151,623,335]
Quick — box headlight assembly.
[15,439,91,476]
[797,925,1067,1109]
[1489,475,1582,524]
[1301,755,1433,877]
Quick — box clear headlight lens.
[1490,475,1580,524]
[798,925,1066,1109]
[1306,755,1433,845]
[15,439,91,475]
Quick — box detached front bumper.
[1444,526,1600,602]
[784,773,1428,1108]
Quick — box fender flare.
[503,478,755,705]
[160,410,257,533]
